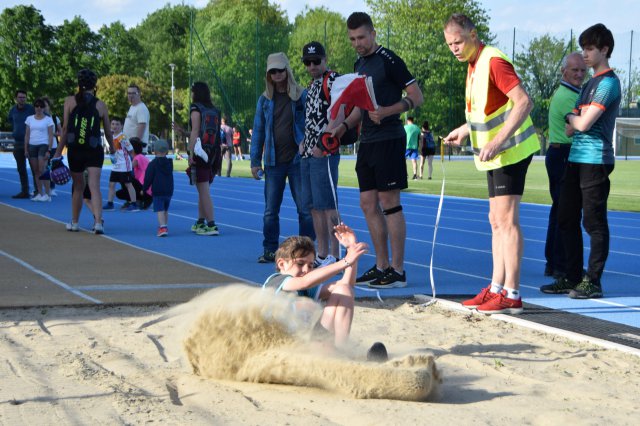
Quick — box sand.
[1,289,639,425]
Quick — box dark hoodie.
[143,156,174,197]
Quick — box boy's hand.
[344,241,368,264]
[334,223,356,248]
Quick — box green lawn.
[166,156,639,212]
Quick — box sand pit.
[180,285,439,401]
[1,292,640,424]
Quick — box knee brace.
[382,205,403,216]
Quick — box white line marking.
[0,249,102,304]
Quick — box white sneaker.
[315,255,337,268]
[66,222,79,232]
[40,194,51,202]
[31,194,44,201]
[50,189,58,196]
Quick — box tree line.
[4,0,628,147]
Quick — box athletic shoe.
[191,221,205,233]
[314,255,337,268]
[368,268,407,289]
[38,194,51,202]
[120,202,130,211]
[569,277,603,299]
[540,277,577,294]
[258,250,275,263]
[12,191,30,199]
[103,201,115,211]
[66,222,79,232]
[157,226,168,237]
[366,342,389,363]
[476,290,523,315]
[355,264,384,283]
[50,189,58,197]
[93,222,104,235]
[461,285,499,309]
[196,224,219,236]
[412,174,417,180]
[125,203,140,212]
[31,193,44,202]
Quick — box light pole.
[169,63,176,152]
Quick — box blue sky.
[4,0,638,70]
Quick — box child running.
[263,223,368,348]
[143,140,174,237]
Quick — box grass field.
[166,155,639,212]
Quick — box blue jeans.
[263,160,314,252]
[544,144,571,275]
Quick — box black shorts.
[355,137,408,192]
[421,147,436,157]
[109,171,133,184]
[487,155,533,197]
[68,147,104,173]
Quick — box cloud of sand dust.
[169,284,439,401]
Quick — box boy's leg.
[320,284,355,348]
[107,181,116,202]
[125,182,137,202]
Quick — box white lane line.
[75,283,236,291]
[0,249,102,304]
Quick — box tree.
[365,0,493,134]
[97,21,145,76]
[0,5,55,129]
[193,0,290,128]
[513,34,569,141]
[288,7,354,83]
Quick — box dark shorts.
[194,161,215,184]
[487,154,533,197]
[68,147,104,173]
[356,137,408,192]
[421,147,436,157]
[109,171,133,184]
[152,195,171,212]
[28,144,49,159]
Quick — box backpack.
[424,132,435,149]
[67,95,101,149]
[194,102,221,166]
[321,72,359,146]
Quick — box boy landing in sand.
[263,224,368,348]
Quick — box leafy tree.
[193,0,290,129]
[288,7,354,83]
[0,5,55,129]
[132,4,194,89]
[513,34,569,140]
[365,0,493,134]
[52,17,102,95]
[97,21,145,76]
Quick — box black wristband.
[342,121,349,131]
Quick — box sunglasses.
[303,58,321,66]
[268,68,286,75]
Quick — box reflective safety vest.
[465,46,540,171]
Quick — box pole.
[628,30,634,110]
[169,63,176,151]
[512,27,516,58]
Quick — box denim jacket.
[250,90,307,168]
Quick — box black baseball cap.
[302,41,326,60]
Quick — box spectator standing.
[404,116,421,180]
[333,12,424,288]
[7,90,35,198]
[25,98,55,201]
[55,69,114,234]
[300,41,341,267]
[443,14,540,314]
[42,96,61,196]
[123,84,150,152]
[540,53,586,282]
[250,52,314,263]
[143,140,174,237]
[419,121,436,180]
[219,117,233,176]
[552,24,620,299]
[232,126,243,160]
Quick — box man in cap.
[250,52,314,263]
[300,41,341,268]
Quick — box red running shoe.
[461,285,499,309]
[476,290,523,315]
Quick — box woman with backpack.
[54,68,114,234]
[174,81,221,236]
